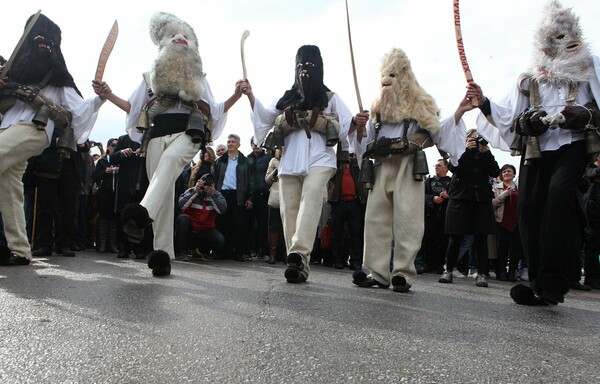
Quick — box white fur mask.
[531,0,592,84]
[149,12,205,101]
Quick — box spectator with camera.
[175,173,226,261]
[439,129,500,287]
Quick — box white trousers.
[279,166,335,279]
[142,132,199,258]
[363,154,424,286]
[0,122,48,259]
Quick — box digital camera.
[200,173,214,187]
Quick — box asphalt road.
[1,252,599,383]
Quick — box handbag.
[320,220,332,250]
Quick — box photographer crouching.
[174,173,227,261]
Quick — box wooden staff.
[453,0,478,106]
[345,0,366,142]
[31,186,38,250]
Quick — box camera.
[474,135,488,146]
[200,173,214,187]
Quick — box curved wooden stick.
[453,0,478,106]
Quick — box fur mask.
[530,0,592,84]
[370,48,439,134]
[149,12,204,102]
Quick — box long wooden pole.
[453,0,478,106]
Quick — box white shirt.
[125,76,227,143]
[477,55,600,152]
[350,115,467,167]
[251,93,353,176]
[1,86,104,147]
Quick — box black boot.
[107,220,120,253]
[96,219,108,253]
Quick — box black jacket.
[213,152,256,206]
[447,149,500,202]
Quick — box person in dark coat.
[110,134,151,258]
[92,138,120,253]
[439,129,500,287]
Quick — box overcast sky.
[4,0,599,172]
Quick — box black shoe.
[55,247,75,257]
[497,270,508,281]
[333,262,345,270]
[175,251,190,261]
[584,278,600,290]
[416,266,425,275]
[286,253,304,270]
[392,275,411,293]
[0,253,31,266]
[232,254,246,262]
[117,250,130,259]
[32,247,52,257]
[506,270,517,282]
[570,281,592,291]
[352,270,389,288]
[284,267,307,283]
[349,263,362,271]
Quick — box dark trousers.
[496,224,523,273]
[445,234,489,275]
[34,160,78,250]
[175,214,224,253]
[330,200,364,266]
[217,190,250,257]
[423,213,448,273]
[518,141,586,285]
[250,191,270,255]
[584,225,600,281]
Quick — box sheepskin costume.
[149,12,205,102]
[529,0,593,84]
[370,48,440,136]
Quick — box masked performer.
[94,12,243,276]
[470,0,600,305]
[240,45,353,283]
[0,14,105,266]
[349,48,467,292]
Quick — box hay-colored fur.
[370,48,439,135]
[149,12,204,102]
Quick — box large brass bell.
[272,127,285,149]
[136,110,149,133]
[523,135,542,166]
[358,157,374,190]
[325,120,340,147]
[262,131,274,151]
[32,105,49,129]
[509,135,523,157]
[185,109,206,144]
[56,125,77,159]
[412,149,429,181]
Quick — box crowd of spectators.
[2,130,598,293]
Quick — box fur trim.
[370,48,440,135]
[121,203,151,227]
[149,12,205,102]
[148,250,171,276]
[530,0,593,84]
